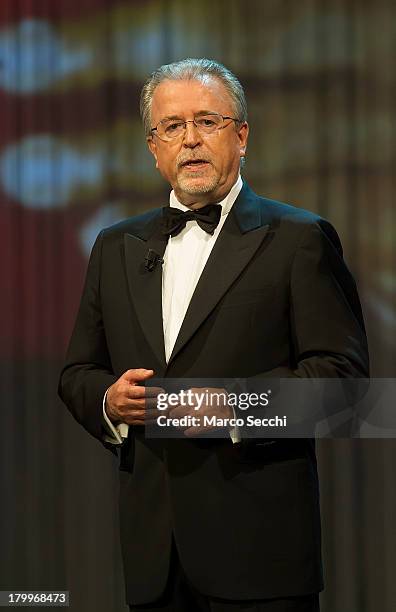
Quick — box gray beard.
[177,174,219,195]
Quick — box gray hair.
[140,58,247,137]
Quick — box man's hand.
[169,387,233,436]
[106,369,163,426]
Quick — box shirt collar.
[169,175,243,216]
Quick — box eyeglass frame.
[149,113,242,141]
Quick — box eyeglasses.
[150,113,240,141]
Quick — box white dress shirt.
[103,175,243,444]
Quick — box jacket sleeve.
[58,230,119,455]
[288,218,368,378]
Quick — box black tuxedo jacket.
[59,181,369,605]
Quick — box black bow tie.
[160,204,222,237]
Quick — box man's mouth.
[179,159,210,170]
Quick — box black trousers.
[129,538,320,612]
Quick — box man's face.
[147,78,249,207]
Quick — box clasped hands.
[105,368,233,436]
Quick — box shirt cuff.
[102,389,129,444]
[228,404,241,444]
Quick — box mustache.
[176,154,212,168]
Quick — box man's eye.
[198,118,216,127]
[166,122,183,132]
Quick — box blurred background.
[0,1,395,610]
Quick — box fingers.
[125,386,165,400]
[143,386,166,397]
[122,368,154,383]
[168,405,190,419]
[106,378,163,422]
[184,426,204,437]
[121,396,162,412]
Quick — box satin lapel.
[167,204,270,367]
[124,227,168,368]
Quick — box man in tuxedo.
[59,59,369,611]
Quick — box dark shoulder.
[257,194,321,226]
[253,192,342,253]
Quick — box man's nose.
[182,121,201,147]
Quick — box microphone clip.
[145,248,164,272]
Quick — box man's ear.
[147,137,159,169]
[238,122,249,158]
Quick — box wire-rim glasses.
[150,113,240,141]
